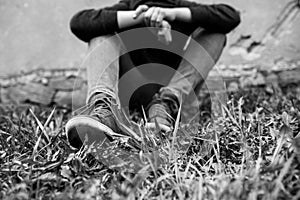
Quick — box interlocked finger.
[144,7,155,26]
[133,5,149,19]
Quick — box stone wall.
[1,59,300,109]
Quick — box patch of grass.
[1,85,300,200]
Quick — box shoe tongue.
[160,91,179,105]
[91,93,114,107]
[91,95,114,116]
[94,99,109,107]
[92,101,112,119]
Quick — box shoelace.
[92,95,114,119]
[72,94,113,117]
[149,103,174,125]
[148,92,180,125]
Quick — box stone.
[49,76,84,91]
[240,72,266,88]
[2,83,55,105]
[205,76,228,92]
[54,84,87,109]
[227,82,239,92]
[278,68,300,85]
[265,73,278,84]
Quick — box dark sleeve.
[177,0,241,34]
[70,0,130,42]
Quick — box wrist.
[117,11,146,29]
[165,8,176,21]
[166,8,192,23]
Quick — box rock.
[227,82,239,92]
[240,72,266,88]
[54,84,87,109]
[2,83,55,105]
[49,76,84,91]
[265,73,278,84]
[278,68,300,85]
[205,77,227,92]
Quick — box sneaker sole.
[66,116,164,171]
[66,116,151,171]
[145,122,172,132]
[66,115,115,149]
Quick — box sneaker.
[66,94,165,171]
[65,94,121,149]
[146,89,180,132]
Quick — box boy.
[66,0,240,150]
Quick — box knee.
[191,27,226,47]
[191,27,227,61]
[88,35,121,50]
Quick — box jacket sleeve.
[177,0,241,34]
[70,0,130,42]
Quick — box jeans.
[84,27,226,112]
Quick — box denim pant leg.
[161,27,226,102]
[85,35,122,104]
[85,35,147,108]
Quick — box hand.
[133,5,149,19]
[133,6,175,28]
[144,7,175,27]
[133,5,173,45]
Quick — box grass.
[1,84,300,200]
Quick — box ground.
[1,83,300,200]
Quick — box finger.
[150,8,160,27]
[133,5,149,19]
[158,28,172,45]
[144,7,155,26]
[144,7,154,26]
[161,20,171,29]
[134,5,149,19]
[155,13,164,28]
[158,21,172,44]
[167,29,172,43]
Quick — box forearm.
[117,9,190,29]
[70,0,130,42]
[117,11,145,29]
[167,8,192,23]
[70,9,121,42]
[177,1,241,33]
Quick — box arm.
[177,1,241,33]
[117,11,145,29]
[170,7,192,23]
[136,6,192,27]
[135,2,240,34]
[70,0,131,42]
